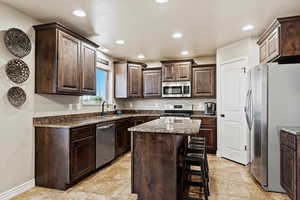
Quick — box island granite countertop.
[128,117,201,136]
[281,127,300,135]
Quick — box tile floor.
[13,153,290,200]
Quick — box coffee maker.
[204,102,216,115]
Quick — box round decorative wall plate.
[6,59,30,84]
[4,28,31,58]
[7,87,27,107]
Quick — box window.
[83,68,108,105]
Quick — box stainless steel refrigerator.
[245,63,300,193]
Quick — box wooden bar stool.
[182,138,210,200]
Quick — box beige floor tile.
[12,153,289,200]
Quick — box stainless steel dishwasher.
[96,122,116,169]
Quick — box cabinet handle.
[220,114,225,118]
[97,124,114,130]
[180,76,187,78]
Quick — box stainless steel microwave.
[162,81,191,98]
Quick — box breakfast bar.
[129,117,202,200]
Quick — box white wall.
[0,2,38,196]
[216,37,259,157]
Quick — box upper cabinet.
[192,65,216,98]
[161,60,192,82]
[128,64,143,97]
[143,69,162,97]
[258,15,300,64]
[114,61,145,98]
[34,23,98,95]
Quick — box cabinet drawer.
[71,125,95,141]
[280,131,296,150]
[192,117,216,126]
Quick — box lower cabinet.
[115,119,133,157]
[192,117,217,154]
[35,125,96,190]
[70,134,95,183]
[280,130,298,200]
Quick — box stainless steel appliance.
[204,102,216,115]
[96,123,116,168]
[160,104,193,117]
[246,63,300,192]
[162,81,191,98]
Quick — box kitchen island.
[129,117,201,200]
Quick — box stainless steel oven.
[162,81,191,98]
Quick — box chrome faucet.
[101,101,108,115]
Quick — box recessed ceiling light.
[101,48,109,53]
[116,40,125,45]
[138,54,145,59]
[242,24,254,31]
[172,32,183,39]
[73,10,87,17]
[155,0,168,4]
[181,51,189,55]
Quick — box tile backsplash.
[115,98,216,111]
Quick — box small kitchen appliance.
[204,102,216,115]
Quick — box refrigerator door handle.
[245,89,251,129]
[249,89,253,128]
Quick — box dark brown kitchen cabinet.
[81,42,96,94]
[258,15,300,63]
[128,64,143,97]
[57,31,81,93]
[70,134,95,182]
[114,61,145,98]
[143,69,162,97]
[161,60,192,82]
[192,117,217,154]
[174,62,191,81]
[192,65,216,98]
[34,22,98,95]
[115,119,133,157]
[162,63,176,81]
[280,130,298,200]
[35,125,96,190]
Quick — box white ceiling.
[2,0,300,61]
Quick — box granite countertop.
[281,127,300,135]
[128,117,201,136]
[34,114,160,128]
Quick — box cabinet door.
[128,64,143,97]
[280,145,296,199]
[260,40,268,63]
[115,126,125,157]
[192,67,215,97]
[57,31,81,93]
[70,136,95,182]
[197,125,217,154]
[81,42,96,95]
[143,70,161,97]
[162,64,176,81]
[174,62,191,81]
[267,28,280,62]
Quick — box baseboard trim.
[0,179,35,200]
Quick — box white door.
[220,58,249,165]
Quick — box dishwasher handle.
[96,124,114,131]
